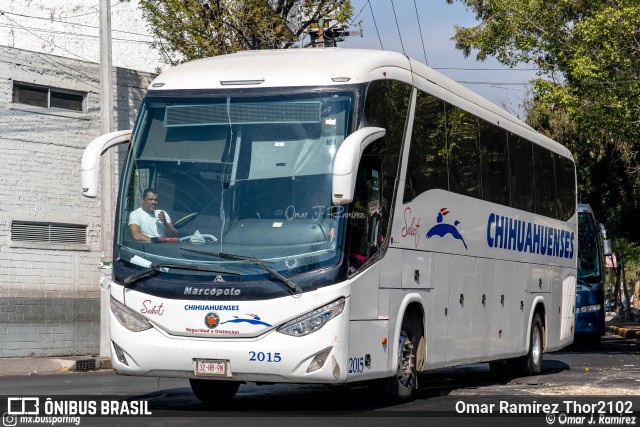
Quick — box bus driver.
[129,189,179,242]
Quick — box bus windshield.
[577,211,603,285]
[115,89,354,278]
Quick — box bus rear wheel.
[384,315,420,400]
[510,313,544,376]
[189,379,240,403]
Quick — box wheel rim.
[396,331,415,386]
[531,324,542,368]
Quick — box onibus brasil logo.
[425,208,467,249]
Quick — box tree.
[446,0,640,242]
[138,0,353,65]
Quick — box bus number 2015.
[348,357,365,374]
[249,351,281,362]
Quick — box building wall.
[0,46,154,357]
[0,0,164,73]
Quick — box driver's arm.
[155,210,178,238]
[165,221,178,238]
[129,223,151,242]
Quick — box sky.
[336,0,538,119]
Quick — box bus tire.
[509,312,544,376]
[189,379,240,403]
[384,315,419,400]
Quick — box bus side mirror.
[81,130,132,198]
[599,223,612,256]
[332,127,386,204]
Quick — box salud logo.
[425,208,468,249]
[204,312,220,329]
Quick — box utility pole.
[99,0,114,357]
[318,18,324,47]
[305,17,360,47]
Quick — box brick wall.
[0,46,155,357]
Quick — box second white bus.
[82,48,577,401]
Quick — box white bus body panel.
[389,189,577,368]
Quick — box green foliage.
[617,239,640,286]
[447,0,640,242]
[139,0,353,65]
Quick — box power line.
[457,81,533,85]
[434,66,538,71]
[58,8,99,20]
[389,0,405,55]
[0,10,153,39]
[463,83,528,93]
[34,52,101,90]
[413,0,428,65]
[1,33,101,90]
[0,12,94,63]
[58,1,125,20]
[367,0,383,50]
[0,22,153,45]
[349,0,368,26]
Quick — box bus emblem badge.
[204,312,220,329]
[425,208,468,249]
[214,275,225,283]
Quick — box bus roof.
[578,204,595,215]
[149,48,410,90]
[148,48,572,159]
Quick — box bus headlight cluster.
[110,296,152,332]
[577,304,601,313]
[278,298,345,336]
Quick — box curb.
[606,325,640,340]
[0,357,112,377]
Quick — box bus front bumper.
[108,309,350,384]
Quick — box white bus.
[81,49,577,401]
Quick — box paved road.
[0,335,638,426]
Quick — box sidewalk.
[0,357,112,377]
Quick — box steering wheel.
[179,234,218,243]
[173,212,198,228]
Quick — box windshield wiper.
[180,247,302,295]
[123,263,241,287]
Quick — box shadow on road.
[121,335,640,415]
[126,359,573,414]
[562,334,640,354]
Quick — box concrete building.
[0,0,164,73]
[0,45,155,356]
[0,0,160,357]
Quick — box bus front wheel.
[384,315,420,400]
[189,379,240,403]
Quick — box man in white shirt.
[128,189,179,242]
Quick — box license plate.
[194,359,229,376]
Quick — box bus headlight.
[110,296,152,332]
[278,298,345,337]
[577,304,601,313]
